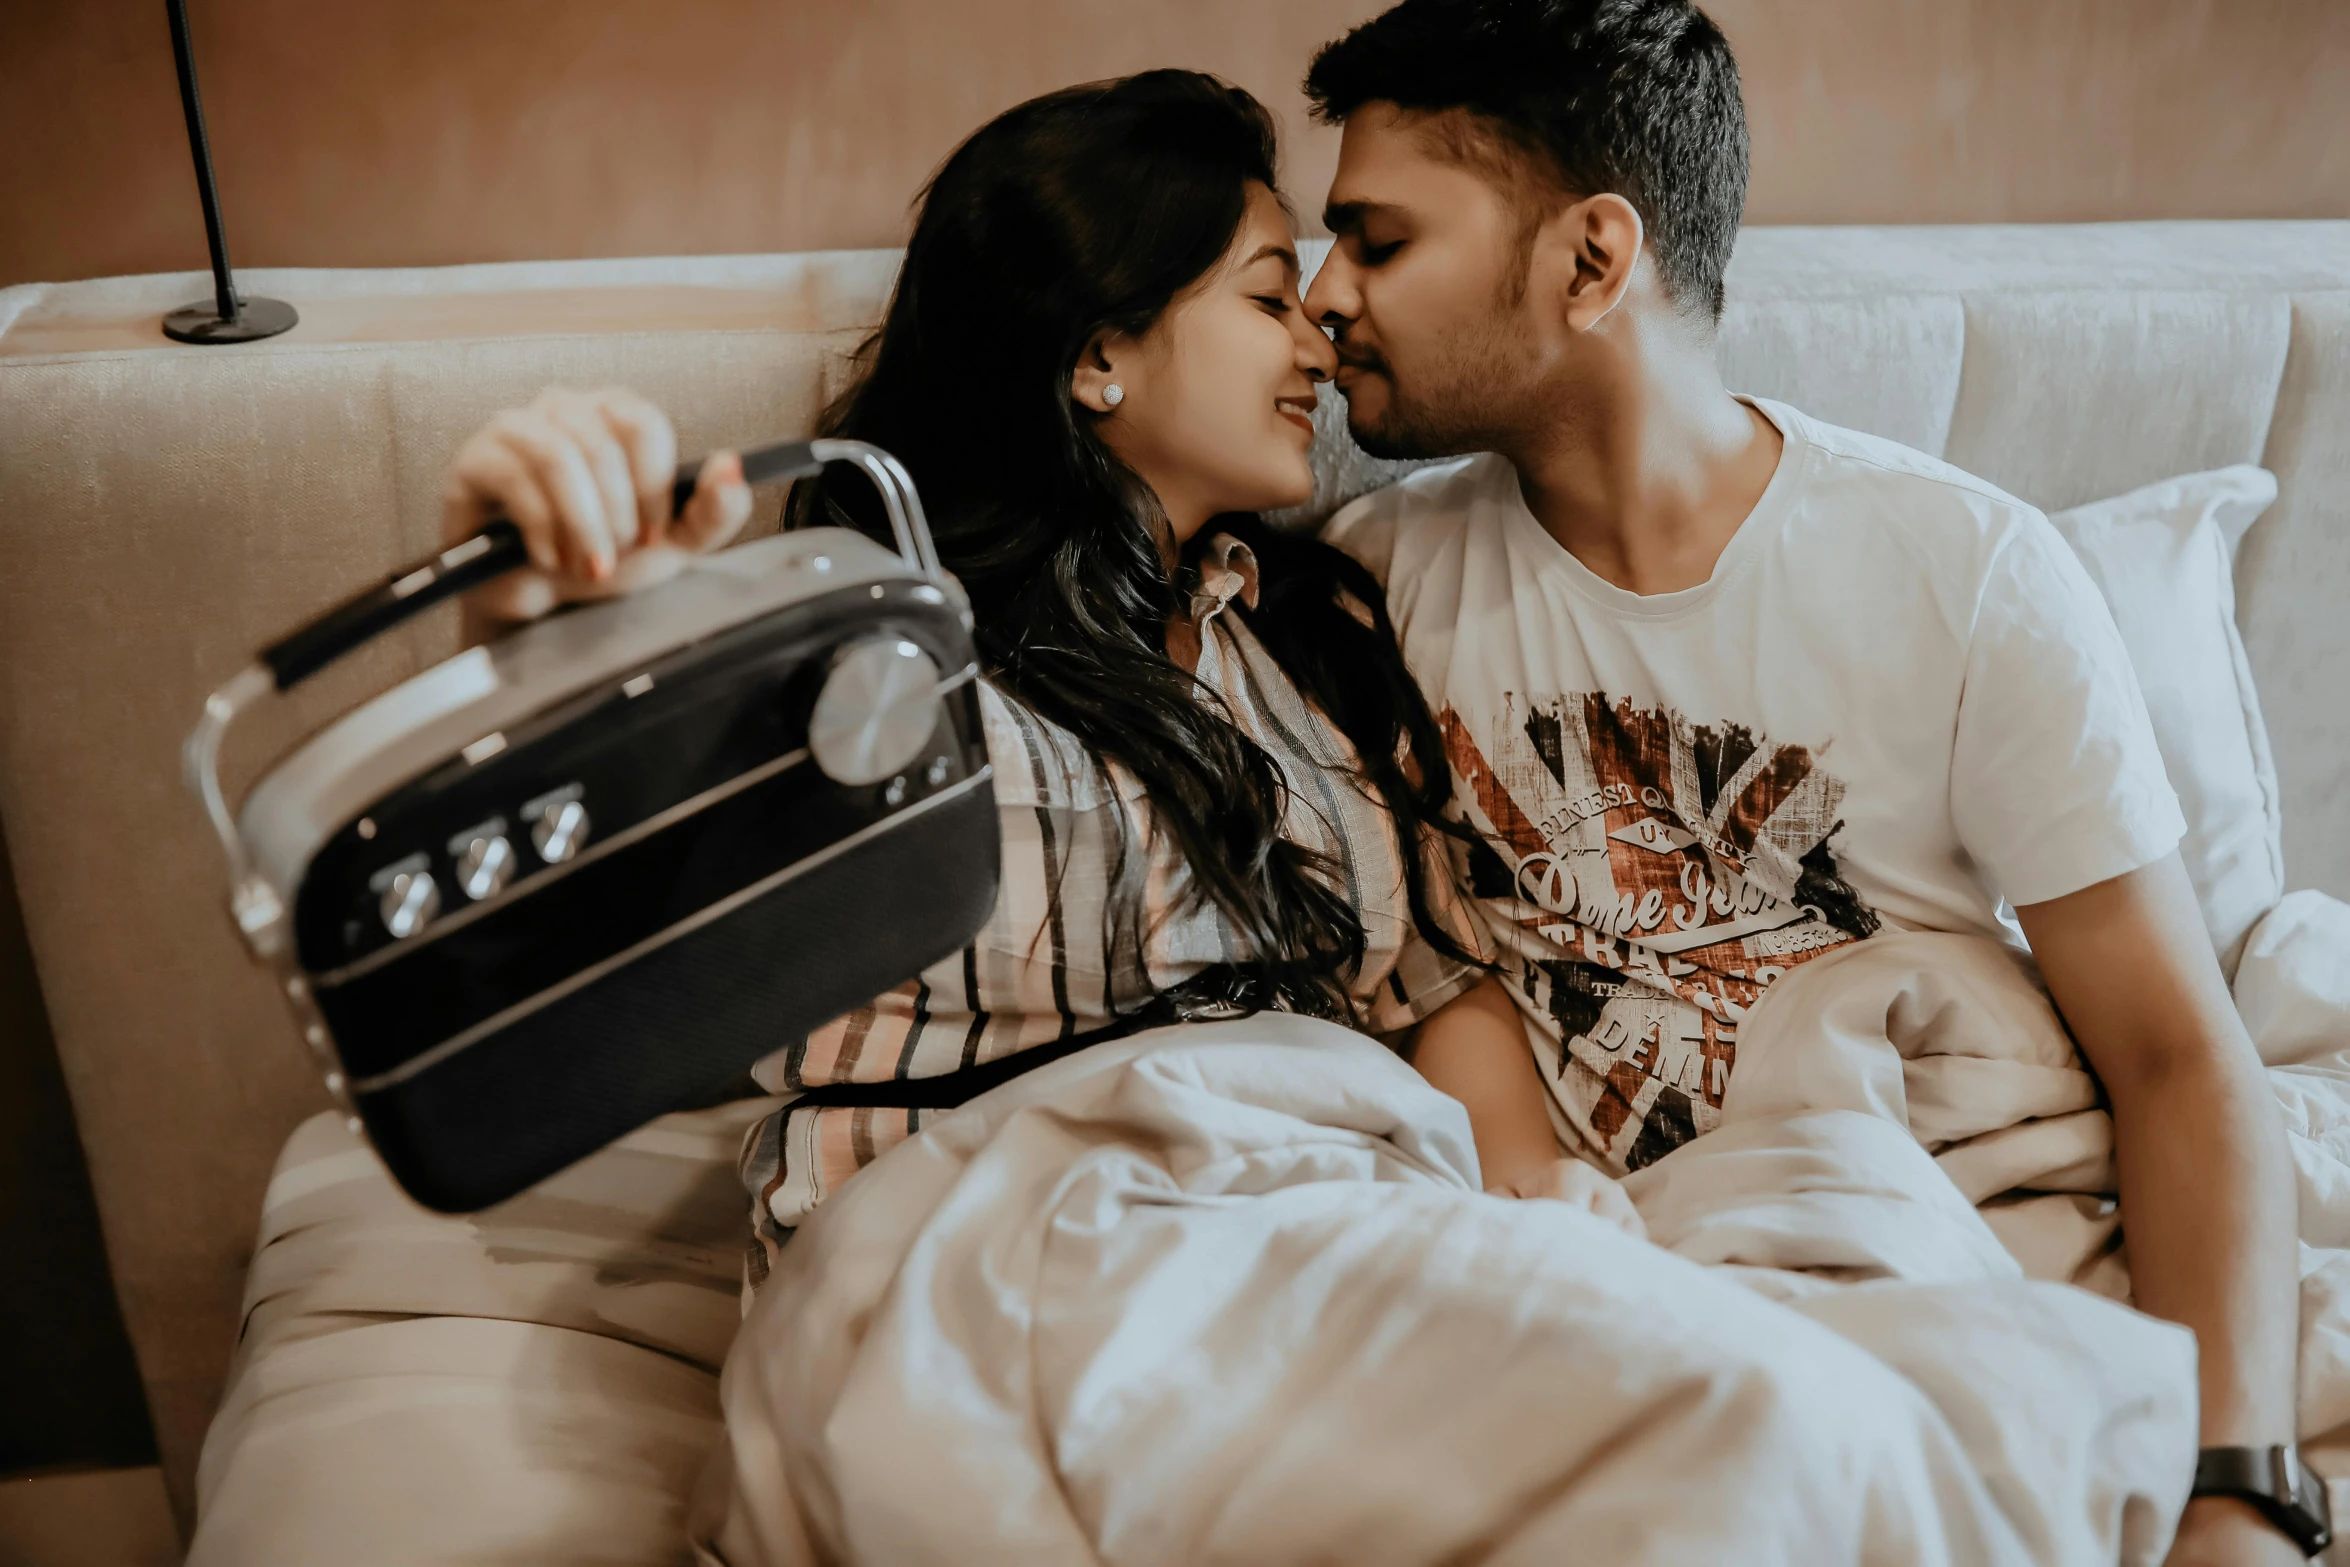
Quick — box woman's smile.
[1276,393,1317,434]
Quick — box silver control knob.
[810,637,941,787]
[531,799,590,864]
[377,868,440,939]
[454,831,515,901]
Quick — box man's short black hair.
[1306,0,1749,322]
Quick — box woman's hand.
[1490,1156,1647,1238]
[441,386,755,632]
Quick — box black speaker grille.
[356,781,998,1211]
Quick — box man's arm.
[2017,851,2302,1564]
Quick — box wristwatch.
[2192,1444,2333,1557]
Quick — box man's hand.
[1489,1155,1647,1238]
[441,386,754,636]
[2166,1497,2311,1567]
[2017,854,2302,1561]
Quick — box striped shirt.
[740,535,1484,1280]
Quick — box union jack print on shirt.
[1442,692,1879,1172]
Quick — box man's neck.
[1505,320,1783,597]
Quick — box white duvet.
[694,892,2350,1567]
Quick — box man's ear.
[1070,329,1128,414]
[1557,193,1644,333]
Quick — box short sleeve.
[1360,824,1492,1037]
[1949,514,2185,907]
[1363,931,1482,1037]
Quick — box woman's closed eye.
[1255,294,1294,315]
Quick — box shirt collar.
[1188,532,1261,628]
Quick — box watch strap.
[2192,1444,2333,1557]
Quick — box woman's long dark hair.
[792,69,1473,1020]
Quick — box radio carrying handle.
[258,439,939,690]
[185,437,943,953]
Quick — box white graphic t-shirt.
[1328,398,2184,1173]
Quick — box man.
[1302,2,2304,1562]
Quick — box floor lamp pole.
[161,0,296,344]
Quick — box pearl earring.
[1103,384,1125,408]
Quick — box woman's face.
[1076,182,1340,546]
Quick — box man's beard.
[1337,312,1538,462]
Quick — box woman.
[443,70,1635,1270]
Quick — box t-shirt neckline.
[1500,395,1805,620]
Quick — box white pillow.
[2046,465,2283,976]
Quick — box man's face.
[1305,104,1551,461]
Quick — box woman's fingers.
[442,386,755,639]
[491,405,617,580]
[546,393,645,554]
[443,428,563,573]
[1568,1168,1644,1238]
[590,388,681,546]
[672,449,755,554]
[1588,1179,1647,1239]
[1498,1158,1648,1239]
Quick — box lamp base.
[163,295,297,344]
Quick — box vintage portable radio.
[186,439,998,1211]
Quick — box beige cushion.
[1717,293,1966,458]
[187,1098,774,1566]
[1942,290,2293,512]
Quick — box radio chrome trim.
[811,438,940,577]
[185,661,285,954]
[347,765,993,1095]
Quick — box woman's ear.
[1555,193,1644,333]
[1070,329,1127,415]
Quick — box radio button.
[532,799,590,864]
[453,829,515,901]
[812,637,941,786]
[377,868,440,939]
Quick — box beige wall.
[2,0,2345,289]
